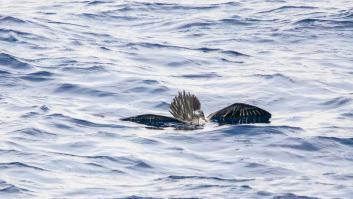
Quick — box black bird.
[121,91,271,129]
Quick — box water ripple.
[0,0,352,198]
[0,53,31,69]
[54,83,116,97]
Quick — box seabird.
[121,91,271,129]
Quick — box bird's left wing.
[121,114,186,128]
[208,103,271,125]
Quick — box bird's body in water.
[121,91,271,129]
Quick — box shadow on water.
[211,125,303,136]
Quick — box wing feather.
[208,103,271,125]
[121,114,185,128]
[169,91,201,122]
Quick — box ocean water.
[0,0,353,198]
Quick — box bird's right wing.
[121,114,186,128]
[208,103,271,125]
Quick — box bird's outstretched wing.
[208,103,271,125]
[121,114,186,128]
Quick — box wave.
[78,12,137,21]
[0,184,29,194]
[124,42,248,56]
[197,47,248,56]
[87,155,153,170]
[21,71,53,82]
[46,113,125,128]
[86,0,113,6]
[54,83,116,97]
[327,9,353,20]
[0,15,26,24]
[270,137,320,151]
[259,6,317,14]
[127,85,169,93]
[0,30,18,42]
[254,73,296,83]
[0,53,31,69]
[176,17,262,31]
[320,97,351,107]
[159,175,253,183]
[341,112,353,118]
[115,2,220,12]
[317,136,353,147]
[0,162,46,171]
[293,18,353,29]
[60,65,106,73]
[177,21,214,30]
[119,196,160,199]
[11,128,57,140]
[0,28,48,43]
[177,72,220,79]
[0,70,11,75]
[272,193,319,199]
[220,17,256,25]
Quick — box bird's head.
[193,110,207,125]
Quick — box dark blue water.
[1,1,353,198]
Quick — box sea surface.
[0,0,353,198]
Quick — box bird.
[121,91,271,129]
